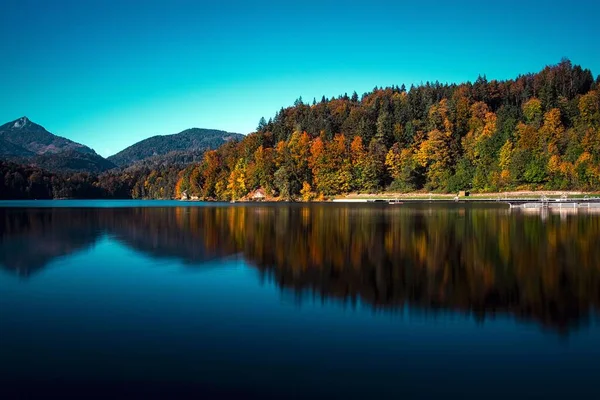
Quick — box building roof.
[252,188,266,198]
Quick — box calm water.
[1,201,599,398]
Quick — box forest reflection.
[1,204,600,333]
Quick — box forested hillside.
[174,59,600,200]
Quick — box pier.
[333,194,600,209]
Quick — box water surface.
[1,201,599,398]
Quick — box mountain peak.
[13,116,29,129]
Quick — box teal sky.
[1,0,598,157]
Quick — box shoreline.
[332,190,600,201]
[1,190,599,203]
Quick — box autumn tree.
[461,102,499,190]
[226,159,247,201]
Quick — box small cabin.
[458,190,470,197]
[251,188,267,201]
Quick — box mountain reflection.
[1,204,600,333]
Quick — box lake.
[1,201,599,398]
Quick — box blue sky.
[1,0,598,157]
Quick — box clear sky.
[1,0,598,157]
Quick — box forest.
[0,160,179,199]
[2,60,599,200]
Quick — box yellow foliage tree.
[417,129,453,190]
[523,97,543,126]
[578,90,599,125]
[227,159,247,201]
[385,144,402,180]
[462,102,497,162]
[540,108,564,154]
[300,181,314,202]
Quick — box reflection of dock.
[512,202,600,209]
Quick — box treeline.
[0,160,179,199]
[175,59,600,200]
[1,161,101,199]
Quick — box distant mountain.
[108,128,243,167]
[0,117,116,173]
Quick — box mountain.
[0,117,242,175]
[0,117,116,173]
[108,128,243,167]
[0,117,95,155]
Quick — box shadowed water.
[1,201,599,398]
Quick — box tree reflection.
[1,204,599,333]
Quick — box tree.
[274,166,292,200]
[227,159,247,201]
[257,117,267,132]
[461,102,499,190]
[300,181,314,201]
[523,98,543,127]
[362,138,387,192]
[200,150,221,199]
[386,143,419,192]
[417,129,453,190]
[287,131,312,186]
[376,109,394,147]
[498,140,514,187]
